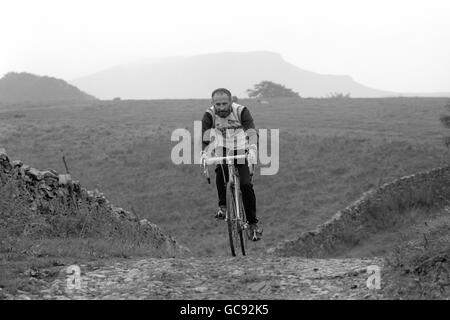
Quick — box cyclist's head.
[212,88,232,118]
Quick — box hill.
[1,97,449,257]
[72,51,395,99]
[0,72,97,104]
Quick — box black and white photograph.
[0,0,449,306]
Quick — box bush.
[246,81,300,98]
[382,225,450,299]
[327,92,351,99]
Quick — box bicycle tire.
[237,192,247,256]
[226,181,237,257]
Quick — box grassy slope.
[380,210,450,299]
[0,169,176,297]
[0,97,449,257]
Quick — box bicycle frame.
[203,152,249,228]
[227,158,244,228]
[202,150,257,255]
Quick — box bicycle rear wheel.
[226,182,237,257]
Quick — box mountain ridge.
[72,51,395,99]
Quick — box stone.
[20,165,30,176]
[231,270,244,276]
[58,174,72,185]
[112,206,125,217]
[0,148,8,160]
[11,160,23,167]
[248,281,269,292]
[44,176,58,186]
[96,196,107,205]
[72,180,81,191]
[39,183,53,191]
[28,168,44,180]
[57,189,67,197]
[42,189,55,199]
[93,189,102,197]
[42,170,58,179]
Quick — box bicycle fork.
[233,176,248,232]
[222,163,248,231]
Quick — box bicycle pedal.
[250,230,262,241]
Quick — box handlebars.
[204,154,247,166]
[201,154,254,184]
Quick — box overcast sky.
[1,0,449,93]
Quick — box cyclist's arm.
[241,107,259,149]
[201,111,213,151]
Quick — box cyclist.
[200,88,263,241]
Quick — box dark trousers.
[215,151,258,224]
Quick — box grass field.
[1,97,449,256]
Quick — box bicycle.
[201,150,255,256]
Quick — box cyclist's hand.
[199,151,208,167]
[249,163,255,176]
[247,144,258,165]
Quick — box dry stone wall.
[0,148,190,257]
[272,166,450,258]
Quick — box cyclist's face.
[212,93,231,118]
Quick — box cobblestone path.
[8,255,385,300]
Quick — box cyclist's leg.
[215,147,229,208]
[215,163,228,208]
[236,161,258,224]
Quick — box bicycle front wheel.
[226,181,237,257]
[237,191,247,255]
